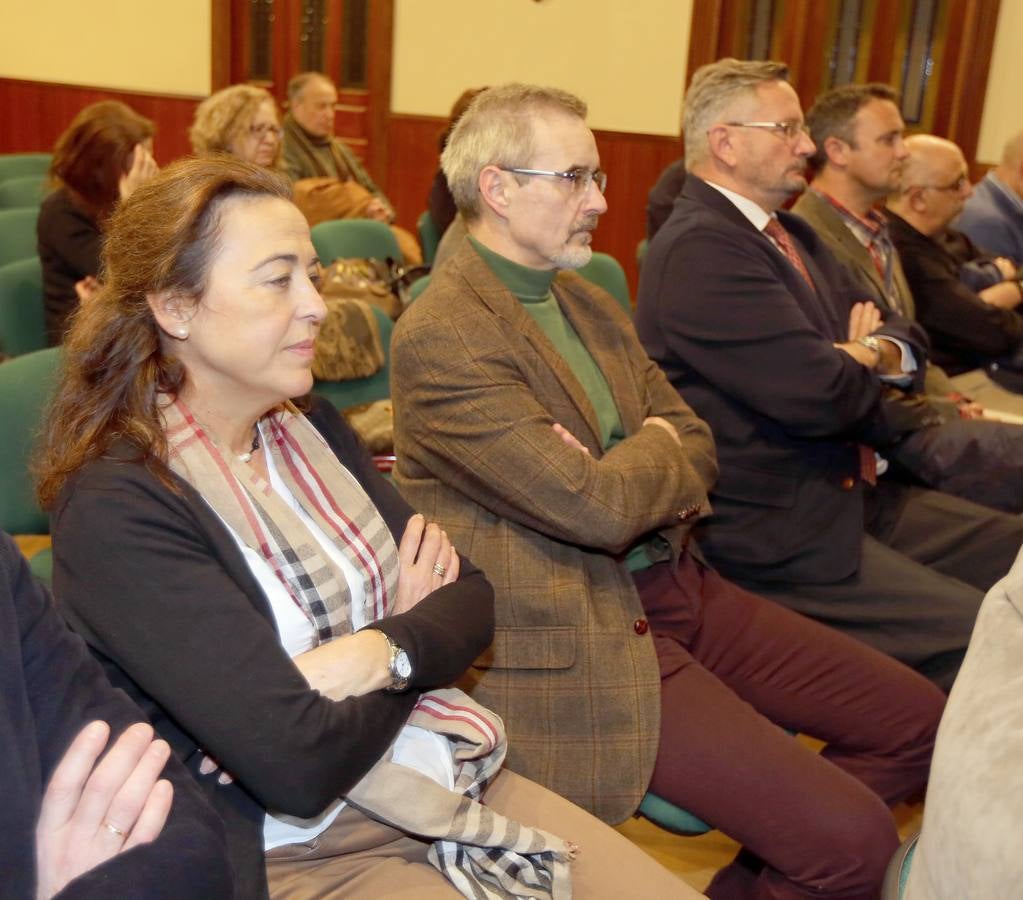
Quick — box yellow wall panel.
[0,0,210,97]
[392,0,692,136]
[976,1,1023,165]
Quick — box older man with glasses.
[391,81,946,900]
[887,134,1023,389]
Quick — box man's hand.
[643,416,681,446]
[36,721,173,900]
[363,198,392,223]
[845,301,883,341]
[993,256,1018,280]
[552,423,590,454]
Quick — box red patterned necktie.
[764,217,815,292]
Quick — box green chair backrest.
[408,274,431,303]
[312,305,394,410]
[0,175,46,209]
[0,207,40,267]
[577,251,630,314]
[0,153,51,181]
[417,210,441,267]
[0,257,46,357]
[311,219,401,265]
[637,238,649,269]
[0,346,62,534]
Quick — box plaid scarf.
[161,397,575,898]
[163,397,397,637]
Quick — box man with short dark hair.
[792,82,1023,509]
[635,58,1023,693]
[392,80,945,899]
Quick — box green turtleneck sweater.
[470,237,669,571]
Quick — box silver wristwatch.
[378,631,412,692]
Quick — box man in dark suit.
[635,58,1023,692]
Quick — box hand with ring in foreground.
[392,513,459,615]
[35,720,173,899]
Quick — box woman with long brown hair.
[37,157,694,899]
[36,100,157,344]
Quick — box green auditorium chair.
[0,153,51,181]
[577,251,631,314]
[408,273,431,303]
[417,210,441,267]
[0,175,46,209]
[881,832,919,899]
[0,346,62,584]
[0,207,40,267]
[0,257,46,357]
[311,218,402,265]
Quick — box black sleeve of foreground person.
[0,533,232,900]
[53,405,492,820]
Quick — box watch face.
[395,650,412,679]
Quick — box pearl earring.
[177,328,188,339]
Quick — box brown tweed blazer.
[391,241,718,823]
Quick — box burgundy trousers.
[634,554,944,900]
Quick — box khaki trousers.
[266,768,699,899]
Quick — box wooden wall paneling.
[385,113,443,232]
[865,0,902,84]
[211,0,232,91]
[366,0,394,191]
[687,0,727,80]
[324,0,344,87]
[931,0,1000,176]
[0,78,200,164]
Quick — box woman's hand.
[118,144,158,201]
[35,721,173,900]
[392,514,459,615]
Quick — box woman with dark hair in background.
[36,100,157,344]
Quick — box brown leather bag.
[311,295,385,382]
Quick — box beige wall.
[0,0,210,96]
[392,0,692,136]
[976,1,1023,165]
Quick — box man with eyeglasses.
[887,134,1023,389]
[789,83,1023,509]
[391,81,946,899]
[637,57,1023,694]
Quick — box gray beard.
[550,244,593,270]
